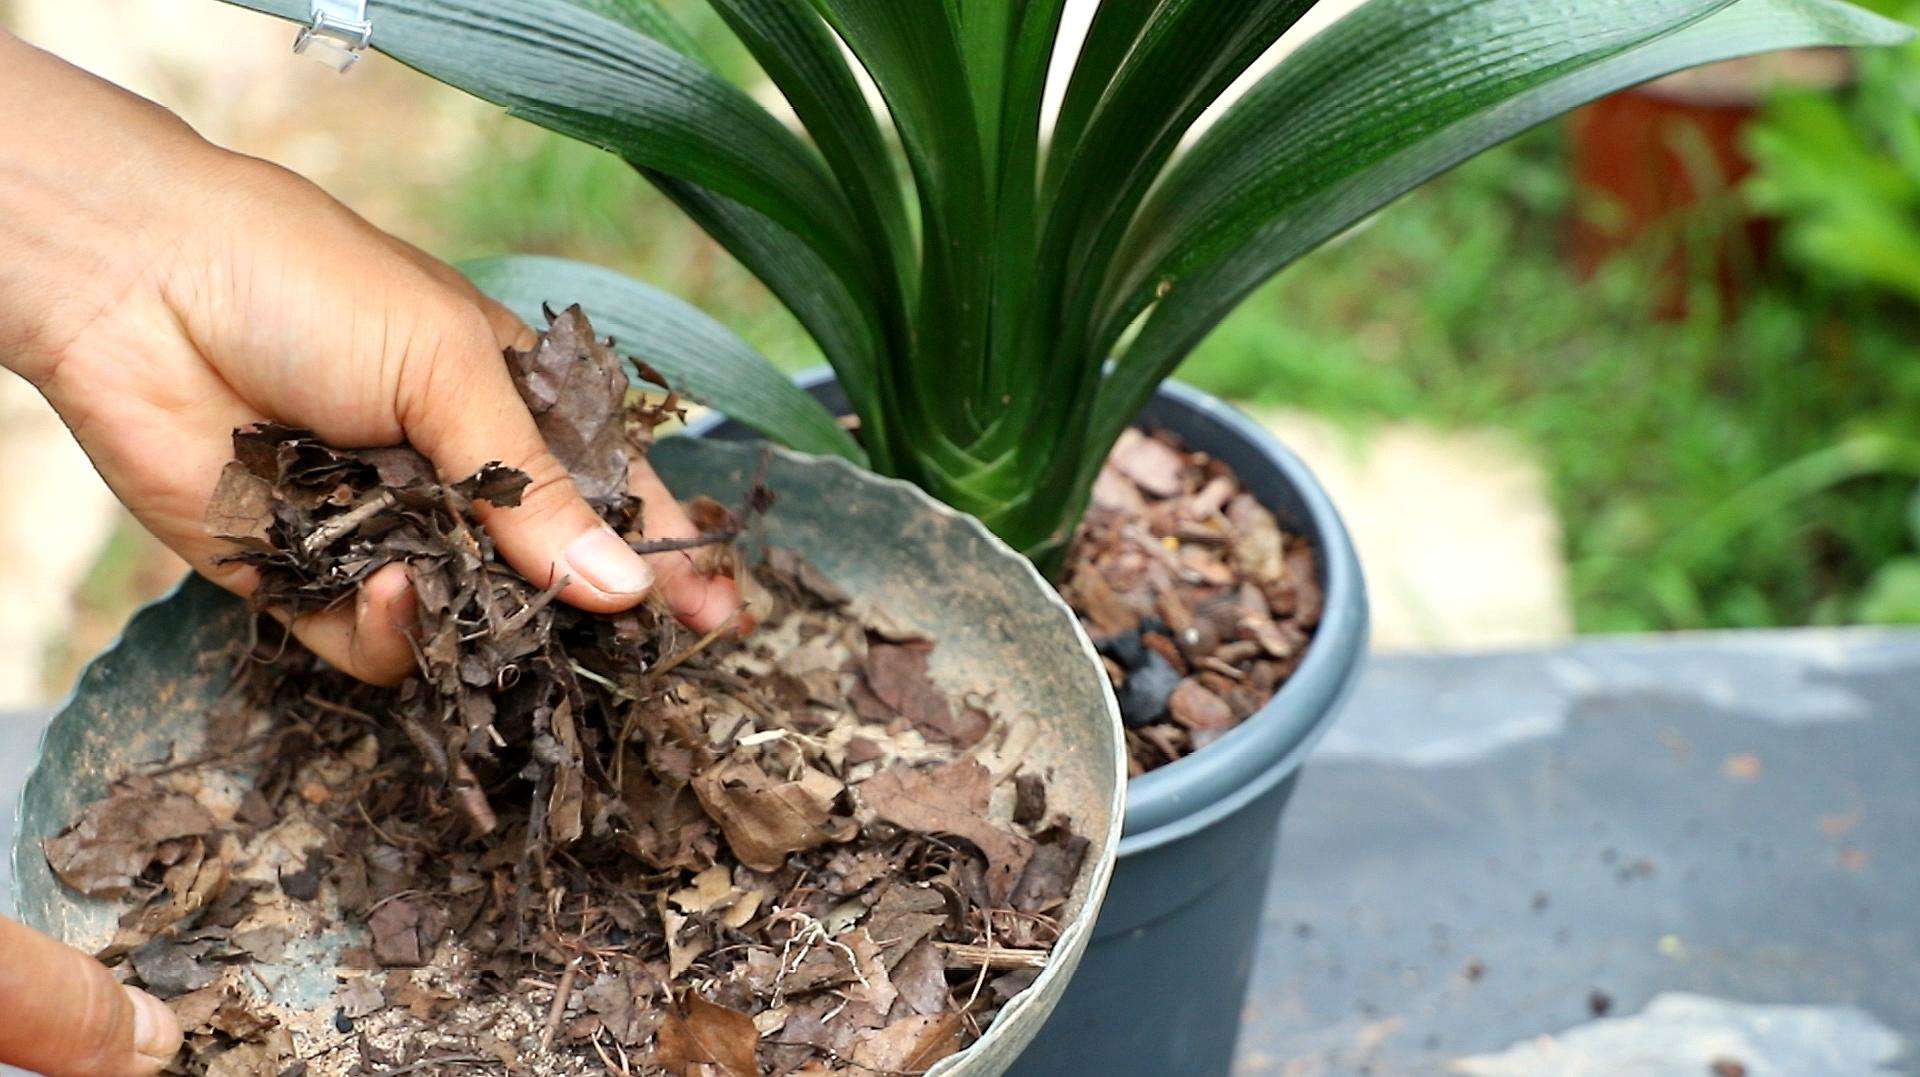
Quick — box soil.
[43,309,1088,1075]
[1063,429,1323,776]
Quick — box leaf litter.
[47,307,1087,1075]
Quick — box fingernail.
[564,527,654,596]
[126,985,181,1061]
[370,566,418,633]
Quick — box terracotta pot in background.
[1569,50,1851,318]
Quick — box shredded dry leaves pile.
[1066,429,1324,775]
[46,308,1087,1076]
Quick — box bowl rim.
[684,372,1371,851]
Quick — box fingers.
[396,310,657,615]
[626,459,746,634]
[0,916,180,1077]
[444,276,745,636]
[280,563,419,687]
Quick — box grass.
[421,116,1920,634]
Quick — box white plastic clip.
[293,0,372,73]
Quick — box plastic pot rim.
[685,372,1371,855]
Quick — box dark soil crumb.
[1588,989,1614,1016]
[1710,1059,1749,1077]
[1464,959,1487,983]
[1063,428,1323,775]
[45,308,1088,1075]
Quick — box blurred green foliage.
[1749,5,1920,304]
[1181,118,1920,634]
[1744,4,1920,624]
[423,38,1920,633]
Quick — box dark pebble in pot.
[1118,651,1182,728]
[1097,617,1171,674]
[1097,630,1147,672]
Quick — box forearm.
[0,27,225,387]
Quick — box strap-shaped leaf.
[1045,0,1157,196]
[222,0,870,292]
[1080,0,1911,494]
[808,0,993,440]
[559,0,705,59]
[652,173,988,487]
[705,0,917,325]
[464,255,866,463]
[642,173,911,474]
[985,0,1069,408]
[1108,0,1732,335]
[949,0,1016,177]
[1005,0,1316,455]
[1047,0,1317,264]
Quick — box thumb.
[397,310,655,614]
[0,916,180,1077]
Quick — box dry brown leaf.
[582,969,660,1046]
[336,974,385,1019]
[1010,832,1091,915]
[656,993,759,1077]
[851,1012,968,1075]
[669,864,736,914]
[890,940,953,1016]
[660,899,712,980]
[860,760,1033,905]
[693,758,843,872]
[507,304,631,502]
[368,898,434,967]
[868,884,948,968]
[204,1027,295,1077]
[43,785,216,898]
[204,463,276,550]
[862,641,989,747]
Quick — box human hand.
[0,30,741,687]
[0,914,180,1076]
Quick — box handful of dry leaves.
[45,307,1087,1075]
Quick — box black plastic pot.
[690,373,1370,1075]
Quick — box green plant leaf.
[642,174,910,475]
[706,0,918,324]
[464,255,865,463]
[984,0,1070,411]
[808,0,992,441]
[222,0,871,292]
[1045,0,1157,197]
[1007,0,1315,457]
[1048,0,1318,273]
[558,0,706,60]
[1082,0,1911,497]
[949,0,1015,177]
